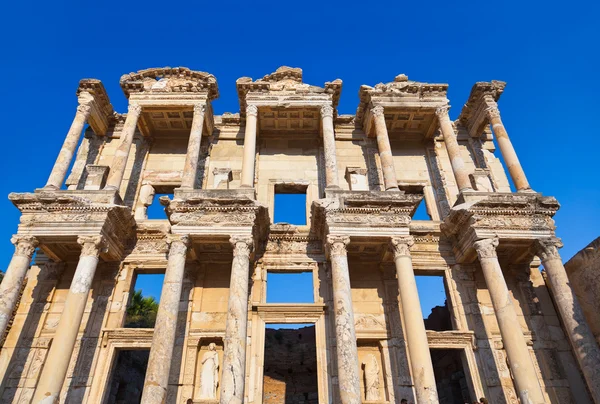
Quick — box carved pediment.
[120,67,219,100]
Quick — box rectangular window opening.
[125,272,164,328]
[430,349,474,403]
[266,272,314,304]
[415,274,452,331]
[146,185,175,220]
[274,184,307,225]
[263,323,318,403]
[400,184,431,220]
[106,349,149,404]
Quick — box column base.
[517,188,536,193]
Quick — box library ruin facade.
[1,66,599,404]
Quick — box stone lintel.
[457,80,506,137]
[77,79,114,136]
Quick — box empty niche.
[357,341,388,402]
[415,274,453,331]
[273,183,308,225]
[266,272,314,304]
[125,272,164,328]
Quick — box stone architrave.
[486,105,531,191]
[371,106,398,191]
[181,103,206,189]
[321,104,340,188]
[326,235,361,404]
[435,106,472,192]
[45,93,94,189]
[32,235,107,404]
[240,105,258,188]
[220,236,253,404]
[473,238,546,404]
[0,235,38,339]
[390,236,439,403]
[141,234,191,404]
[535,238,600,403]
[104,103,142,191]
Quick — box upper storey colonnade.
[42,66,530,199]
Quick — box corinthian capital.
[533,238,563,262]
[485,105,500,120]
[246,104,258,117]
[193,103,206,115]
[326,235,350,257]
[77,103,92,116]
[435,105,450,118]
[167,234,191,256]
[390,236,414,258]
[128,103,142,116]
[320,104,334,119]
[77,235,108,257]
[473,238,499,259]
[11,235,39,258]
[370,105,385,117]
[230,236,254,257]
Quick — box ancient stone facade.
[0,66,599,403]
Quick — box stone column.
[474,238,546,404]
[435,106,472,192]
[321,104,340,189]
[220,236,253,404]
[326,235,361,404]
[181,103,206,189]
[371,106,398,191]
[240,105,258,188]
[486,105,531,191]
[390,236,439,403]
[0,235,38,339]
[535,238,600,403]
[45,93,94,189]
[104,103,142,191]
[141,234,190,404]
[32,236,106,404]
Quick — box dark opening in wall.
[263,324,318,404]
[430,349,473,404]
[266,272,314,303]
[146,185,175,219]
[106,349,149,404]
[125,273,164,328]
[274,184,307,225]
[415,274,452,331]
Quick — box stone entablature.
[1,66,599,404]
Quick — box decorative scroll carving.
[370,105,384,117]
[326,235,350,256]
[246,104,258,117]
[77,235,107,257]
[166,234,191,256]
[11,235,38,257]
[486,105,500,119]
[533,238,562,262]
[473,238,499,259]
[193,103,206,115]
[76,103,92,116]
[390,236,414,258]
[128,103,142,115]
[320,104,334,119]
[434,105,450,118]
[230,236,253,257]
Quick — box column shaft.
[474,238,546,404]
[181,104,206,189]
[391,237,439,403]
[487,106,530,191]
[535,239,600,403]
[436,107,472,192]
[32,236,106,404]
[45,95,93,189]
[0,236,38,339]
[327,235,361,404]
[141,235,190,404]
[321,105,340,188]
[220,236,253,404]
[371,106,398,190]
[105,103,142,190]
[240,105,258,188]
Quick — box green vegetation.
[125,290,159,328]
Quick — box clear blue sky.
[1,1,599,281]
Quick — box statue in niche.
[199,343,219,399]
[362,353,380,401]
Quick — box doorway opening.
[105,349,150,404]
[263,324,318,404]
[430,349,473,404]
